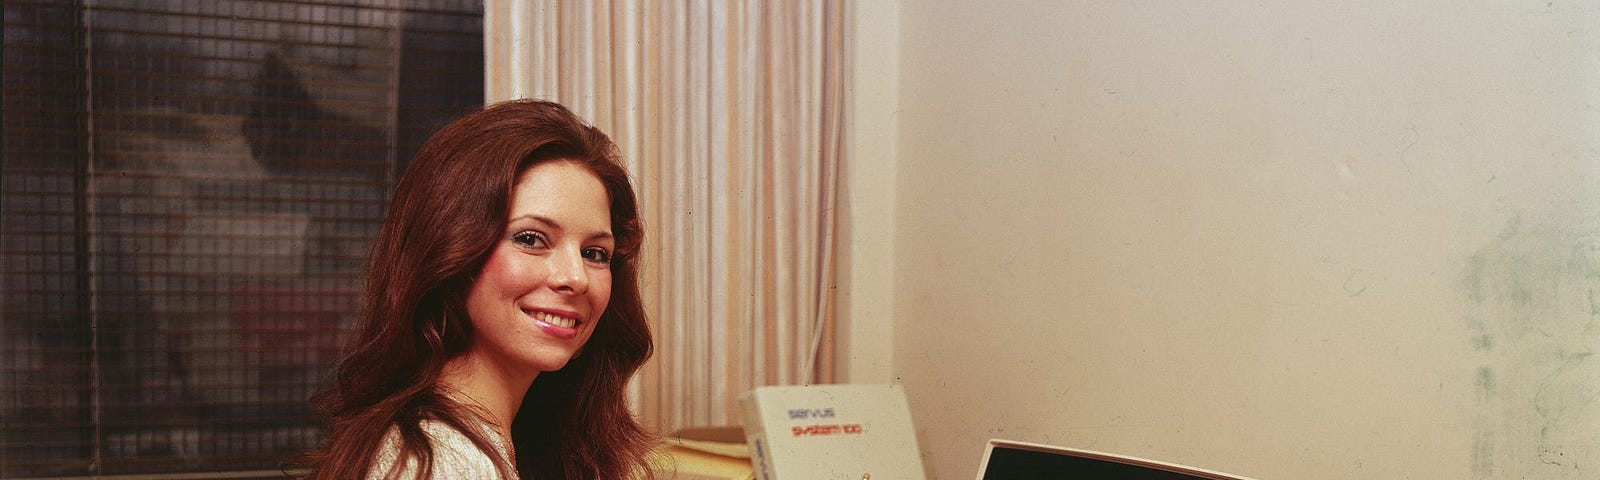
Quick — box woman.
[301,100,655,479]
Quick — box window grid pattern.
[2,0,483,476]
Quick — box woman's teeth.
[533,311,578,329]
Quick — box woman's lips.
[529,309,582,339]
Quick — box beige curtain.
[484,1,844,431]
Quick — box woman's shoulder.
[369,419,516,480]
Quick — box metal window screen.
[2,0,483,476]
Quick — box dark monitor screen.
[976,440,1253,480]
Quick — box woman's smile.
[528,308,582,338]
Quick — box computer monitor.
[975,439,1256,480]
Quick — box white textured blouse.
[368,419,518,480]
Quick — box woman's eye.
[582,247,612,264]
[511,231,546,248]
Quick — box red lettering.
[790,423,866,437]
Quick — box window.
[2,0,483,476]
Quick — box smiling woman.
[449,160,618,439]
[298,100,655,480]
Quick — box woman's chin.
[526,352,579,373]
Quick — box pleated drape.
[485,0,843,431]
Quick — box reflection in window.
[2,1,483,476]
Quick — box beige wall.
[849,1,1600,479]
[840,0,902,386]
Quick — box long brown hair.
[300,99,655,479]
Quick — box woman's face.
[463,160,614,374]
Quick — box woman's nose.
[546,248,589,294]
